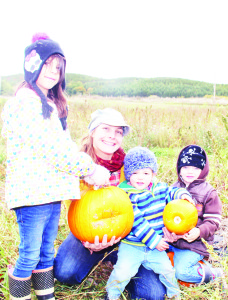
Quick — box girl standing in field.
[1,33,110,300]
[54,108,167,300]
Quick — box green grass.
[0,95,228,299]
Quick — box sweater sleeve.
[198,190,222,240]
[165,185,192,203]
[1,91,95,177]
[129,192,162,250]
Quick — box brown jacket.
[171,145,222,257]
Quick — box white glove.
[84,164,110,186]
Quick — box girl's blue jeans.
[106,243,179,299]
[169,245,204,283]
[54,232,167,300]
[13,201,61,278]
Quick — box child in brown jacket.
[164,145,223,284]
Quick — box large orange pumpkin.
[68,186,134,243]
[163,199,198,235]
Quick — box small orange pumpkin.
[163,199,198,235]
[68,186,134,243]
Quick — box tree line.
[1,73,228,98]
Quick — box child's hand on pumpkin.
[155,238,170,251]
[84,165,110,186]
[162,227,184,242]
[181,194,195,206]
[82,234,121,253]
[183,227,200,242]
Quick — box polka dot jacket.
[1,88,95,209]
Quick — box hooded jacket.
[171,145,222,257]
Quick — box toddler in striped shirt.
[105,147,193,300]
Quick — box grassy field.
[0,95,228,299]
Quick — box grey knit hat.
[124,147,158,181]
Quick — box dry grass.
[0,95,228,299]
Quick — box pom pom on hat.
[31,32,50,43]
[124,147,158,181]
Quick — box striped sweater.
[119,180,191,250]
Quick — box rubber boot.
[8,266,31,300]
[198,261,223,284]
[32,267,55,300]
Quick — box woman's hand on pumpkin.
[84,165,110,186]
[155,238,170,251]
[83,234,121,253]
[183,227,200,242]
[181,194,195,206]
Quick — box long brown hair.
[48,54,67,119]
[80,134,98,163]
[16,54,67,119]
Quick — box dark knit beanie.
[178,145,206,172]
[24,33,65,121]
[124,147,158,181]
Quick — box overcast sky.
[1,0,227,84]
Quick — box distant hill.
[2,74,24,85]
[64,74,228,98]
[1,73,228,98]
